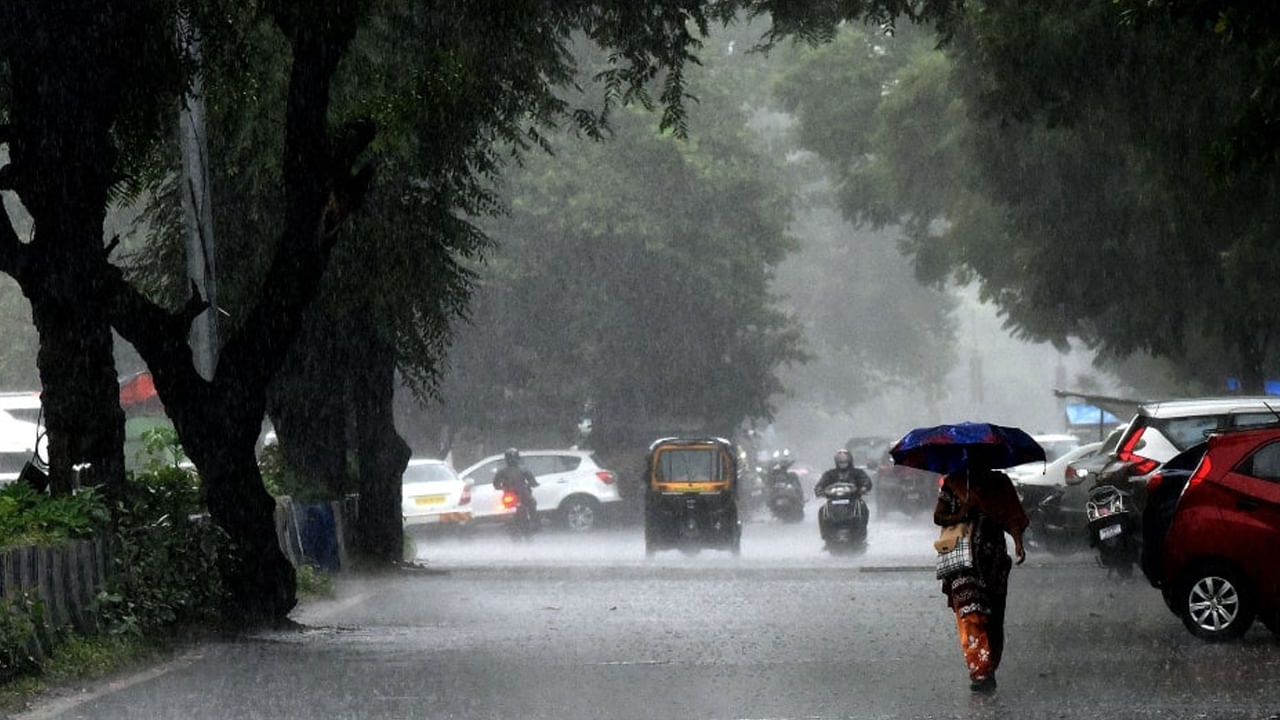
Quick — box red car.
[1159,425,1280,640]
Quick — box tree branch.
[102,264,206,395]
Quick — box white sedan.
[401,458,471,528]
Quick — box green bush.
[0,482,108,550]
[94,461,227,636]
[0,591,46,681]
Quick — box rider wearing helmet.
[493,447,540,523]
[814,449,873,538]
[814,449,873,497]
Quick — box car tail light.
[501,490,518,508]
[1146,471,1163,493]
[1116,427,1158,474]
[1186,455,1212,492]
[459,484,471,505]
[596,471,616,485]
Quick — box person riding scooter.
[493,447,540,534]
[814,449,872,539]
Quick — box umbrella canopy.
[890,422,1046,475]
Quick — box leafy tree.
[779,5,1280,394]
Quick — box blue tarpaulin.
[1065,403,1118,426]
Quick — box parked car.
[1014,441,1105,553]
[1104,397,1280,477]
[1005,433,1081,485]
[459,449,621,532]
[401,458,471,530]
[1139,442,1207,587]
[0,412,45,485]
[1156,425,1280,640]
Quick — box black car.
[1140,442,1208,587]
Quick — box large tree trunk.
[352,328,409,564]
[268,314,351,497]
[1,2,129,499]
[104,1,373,623]
[175,395,296,622]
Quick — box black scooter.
[1086,483,1140,577]
[765,461,805,523]
[818,481,868,554]
[501,489,539,540]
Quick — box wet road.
[18,510,1280,720]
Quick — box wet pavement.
[16,510,1280,719]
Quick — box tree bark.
[352,329,410,564]
[0,2,130,499]
[268,313,352,498]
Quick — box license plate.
[1099,523,1123,541]
[414,495,446,506]
[831,499,850,505]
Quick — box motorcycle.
[764,454,805,523]
[1017,482,1089,555]
[818,481,868,554]
[1085,482,1140,577]
[502,489,539,539]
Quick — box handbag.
[935,524,974,579]
[934,472,974,579]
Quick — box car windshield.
[402,463,456,484]
[655,448,725,482]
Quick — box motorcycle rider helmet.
[834,449,852,469]
[504,447,520,466]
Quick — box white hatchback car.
[401,458,471,528]
[459,450,621,532]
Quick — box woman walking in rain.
[933,462,1028,694]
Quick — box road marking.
[14,650,204,720]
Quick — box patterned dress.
[934,468,1028,683]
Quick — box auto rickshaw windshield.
[655,448,727,483]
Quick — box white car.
[0,412,45,485]
[1006,433,1081,484]
[459,450,621,532]
[1012,441,1103,487]
[401,458,471,528]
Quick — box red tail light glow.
[597,471,616,485]
[1187,455,1213,491]
[460,485,472,505]
[1117,427,1157,474]
[501,490,518,508]
[1146,471,1164,493]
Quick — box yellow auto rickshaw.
[643,437,741,556]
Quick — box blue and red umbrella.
[890,422,1045,475]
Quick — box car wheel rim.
[567,502,594,531]
[1188,576,1240,632]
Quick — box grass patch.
[0,633,153,715]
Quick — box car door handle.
[1238,498,1259,511]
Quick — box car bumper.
[403,511,472,527]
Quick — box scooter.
[765,457,805,523]
[1086,483,1140,577]
[502,489,539,540]
[1018,482,1089,555]
[818,481,868,554]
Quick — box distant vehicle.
[873,449,938,518]
[0,411,45,486]
[1156,425,1280,640]
[401,458,471,530]
[459,449,621,532]
[0,391,42,426]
